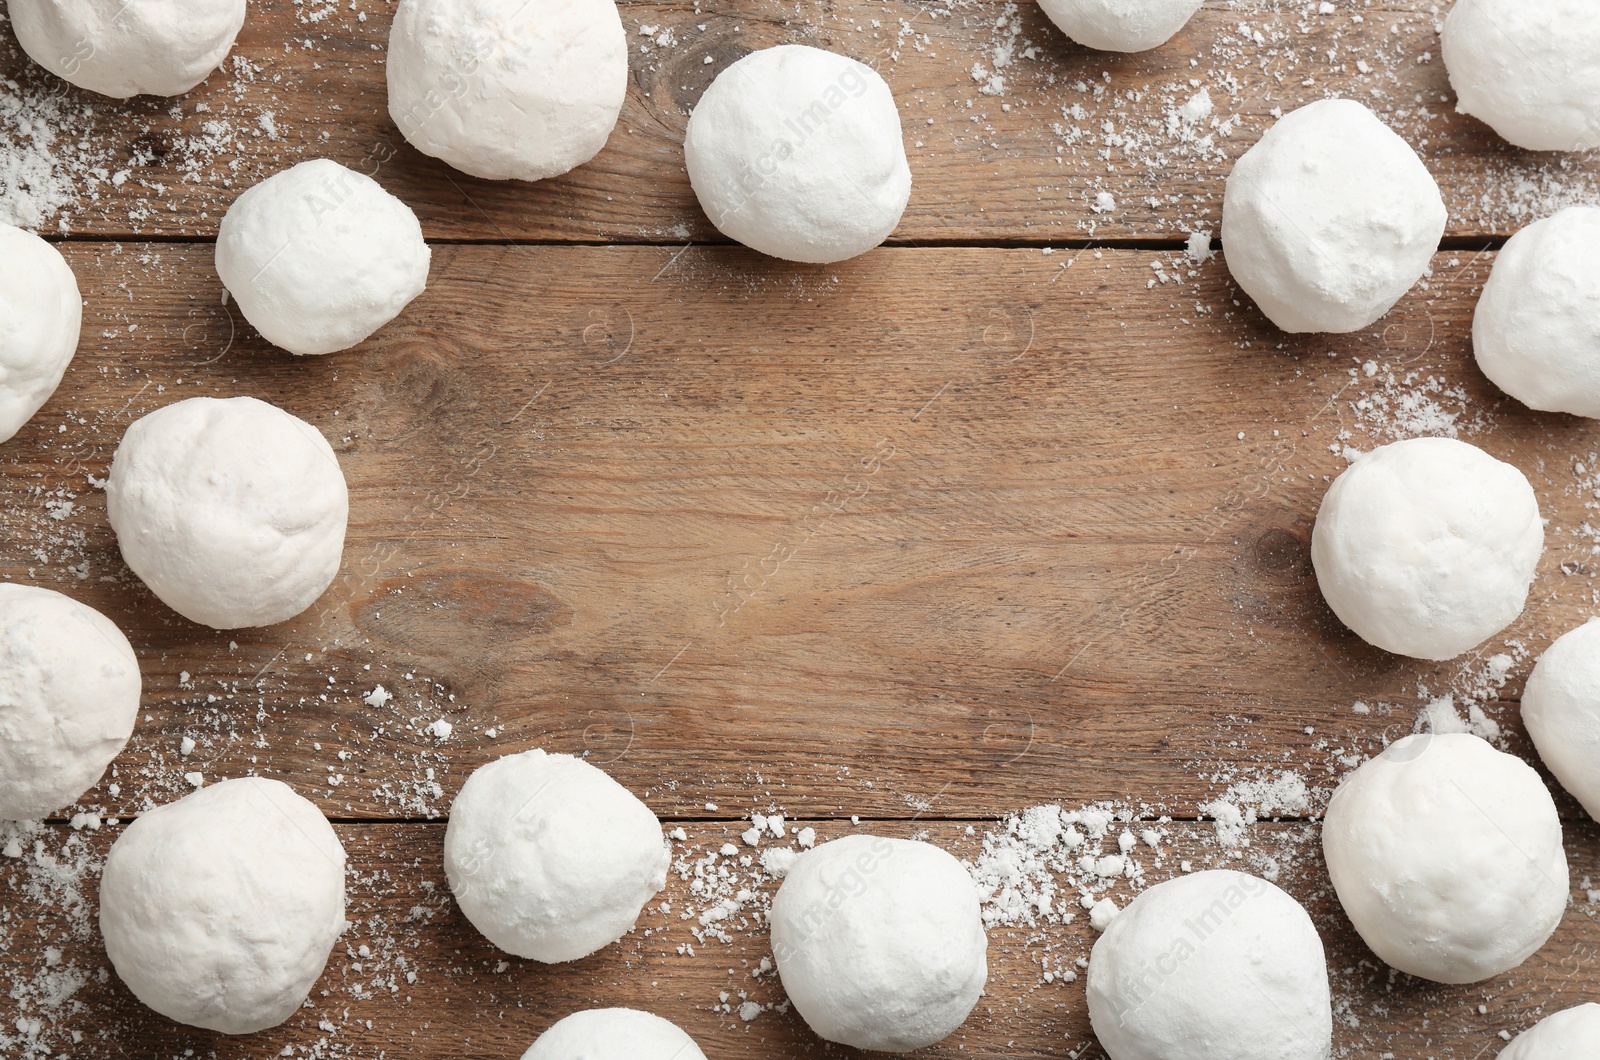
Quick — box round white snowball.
[1086,870,1332,1060]
[1222,98,1446,333]
[387,0,627,182]
[106,396,349,630]
[1442,0,1600,153]
[100,777,346,1034]
[522,1009,708,1060]
[1037,0,1203,53]
[8,0,245,98]
[1522,619,1600,823]
[216,159,430,356]
[685,45,912,264]
[1473,207,1600,417]
[0,223,80,443]
[1311,437,1542,660]
[0,585,140,821]
[444,749,669,962]
[1500,1003,1600,1059]
[1322,733,1567,984]
[770,834,987,1052]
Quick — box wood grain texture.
[3,0,1596,242]
[0,244,1596,824]
[7,817,1600,1059]
[6,0,1600,1045]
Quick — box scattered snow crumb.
[759,847,799,878]
[1416,694,1500,742]
[1185,229,1214,264]
[1178,88,1213,125]
[1200,773,1312,848]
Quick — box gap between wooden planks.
[0,244,1595,825]
[3,0,1595,242]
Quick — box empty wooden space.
[2,0,1598,1057]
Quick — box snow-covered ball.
[1222,98,1446,333]
[99,777,346,1033]
[0,223,80,442]
[1473,207,1600,417]
[1322,733,1567,984]
[685,45,911,263]
[1037,0,1204,53]
[387,0,628,181]
[9,0,245,97]
[1499,1003,1600,1058]
[1087,870,1332,1060]
[1522,618,1600,823]
[1311,437,1542,660]
[1442,0,1600,152]
[0,585,140,821]
[445,749,669,962]
[770,834,987,1052]
[216,159,430,355]
[522,1009,707,1060]
[106,396,349,630]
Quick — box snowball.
[215,159,430,356]
[106,396,349,629]
[684,45,911,264]
[444,749,669,962]
[1322,733,1567,984]
[1499,1003,1600,1058]
[1087,870,1332,1060]
[522,1009,707,1060]
[387,0,627,181]
[1037,0,1203,53]
[99,778,346,1034]
[9,0,244,98]
[1473,207,1600,417]
[1441,0,1600,152]
[1310,437,1541,660]
[1221,99,1446,333]
[0,223,80,442]
[770,835,987,1052]
[0,585,140,821]
[1522,619,1600,823]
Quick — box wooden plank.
[3,0,1596,242]
[2,244,1598,822]
[6,817,1600,1058]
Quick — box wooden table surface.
[3,1,1599,1057]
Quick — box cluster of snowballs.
[2,0,1600,1055]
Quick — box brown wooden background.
[3,0,1600,1056]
